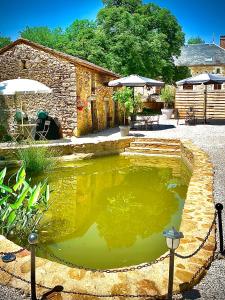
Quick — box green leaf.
[7,210,16,226]
[0,194,10,206]
[10,186,30,209]
[2,206,12,222]
[13,167,26,191]
[0,168,6,184]
[28,183,41,209]
[0,184,13,193]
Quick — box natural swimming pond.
[32,155,191,269]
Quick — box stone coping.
[0,138,215,299]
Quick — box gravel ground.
[1,119,225,299]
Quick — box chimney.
[220,36,225,49]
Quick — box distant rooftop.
[174,44,225,66]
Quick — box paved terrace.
[1,118,225,299]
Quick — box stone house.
[174,36,225,77]
[0,38,119,137]
[174,36,225,120]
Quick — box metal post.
[168,249,175,300]
[215,203,224,254]
[204,85,207,124]
[28,233,38,300]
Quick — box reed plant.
[17,144,57,174]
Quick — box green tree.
[188,36,205,44]
[95,2,185,82]
[64,20,105,62]
[102,0,142,12]
[20,26,67,52]
[19,1,185,83]
[0,36,11,49]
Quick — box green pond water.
[35,155,190,269]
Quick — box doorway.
[104,101,111,128]
[91,101,98,132]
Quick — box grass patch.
[17,146,57,174]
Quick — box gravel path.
[1,119,225,299]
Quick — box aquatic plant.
[16,144,56,174]
[0,166,50,239]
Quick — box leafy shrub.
[17,145,56,174]
[0,167,49,239]
[160,85,176,108]
[113,87,133,125]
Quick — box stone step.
[125,147,180,156]
[130,141,180,150]
[122,152,180,158]
[134,138,180,144]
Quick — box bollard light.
[28,232,38,245]
[163,227,184,250]
[163,227,184,300]
[28,233,38,300]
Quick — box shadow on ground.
[182,289,201,299]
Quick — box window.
[183,84,193,90]
[91,74,96,95]
[21,60,27,69]
[214,84,222,90]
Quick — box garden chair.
[185,107,196,125]
[36,120,50,140]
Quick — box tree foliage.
[0,36,11,49]
[188,36,205,44]
[19,0,185,83]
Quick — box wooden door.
[91,101,98,132]
[104,101,111,128]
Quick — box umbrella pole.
[204,85,207,124]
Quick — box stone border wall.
[0,139,215,299]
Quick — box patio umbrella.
[176,73,225,123]
[108,74,164,88]
[108,74,164,101]
[0,78,52,127]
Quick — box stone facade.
[0,138,215,299]
[189,65,225,76]
[75,65,116,136]
[0,39,118,137]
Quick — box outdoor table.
[18,124,37,140]
[131,115,159,130]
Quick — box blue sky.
[0,0,224,44]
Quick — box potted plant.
[113,88,133,136]
[160,85,175,119]
[130,93,142,121]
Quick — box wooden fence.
[175,90,225,120]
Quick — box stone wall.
[190,65,225,76]
[75,65,116,136]
[0,44,77,137]
[0,138,134,161]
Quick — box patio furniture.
[36,120,50,140]
[18,123,37,140]
[185,107,196,125]
[174,108,180,125]
[131,115,159,130]
[145,115,160,129]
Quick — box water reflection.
[37,155,190,268]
